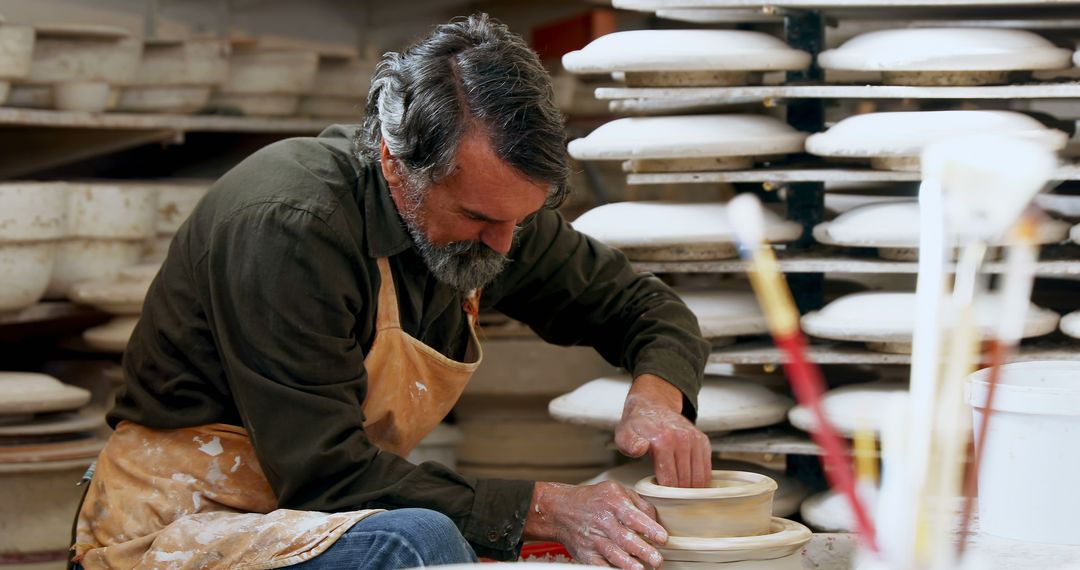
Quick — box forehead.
[439,132,549,218]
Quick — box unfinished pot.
[549,374,792,433]
[0,242,56,313]
[45,238,142,299]
[219,45,318,94]
[805,111,1068,171]
[0,457,96,555]
[208,92,300,116]
[26,24,141,85]
[82,316,138,353]
[563,30,809,87]
[129,37,229,86]
[0,373,90,416]
[818,28,1071,86]
[0,22,34,80]
[813,201,1070,260]
[636,471,776,538]
[788,381,907,437]
[0,182,68,241]
[801,291,1060,353]
[115,85,212,113]
[571,201,801,261]
[68,263,158,315]
[67,182,158,239]
[569,115,807,173]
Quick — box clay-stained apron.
[73,257,483,569]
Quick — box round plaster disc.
[0,409,104,437]
[0,373,91,416]
[787,381,907,437]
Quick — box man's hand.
[525,481,667,570]
[614,373,712,488]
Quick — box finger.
[691,431,712,488]
[597,536,644,570]
[617,496,668,546]
[674,430,693,487]
[578,551,614,568]
[652,439,677,487]
[614,425,650,458]
[627,489,659,521]
[609,521,664,569]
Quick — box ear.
[379,139,403,187]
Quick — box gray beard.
[403,221,509,292]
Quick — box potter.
[72,14,714,570]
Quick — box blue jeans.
[290,508,478,569]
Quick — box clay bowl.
[82,315,138,353]
[635,470,777,538]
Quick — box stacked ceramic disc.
[0,182,67,314]
[0,372,104,568]
[299,50,373,118]
[674,288,768,347]
[115,37,229,114]
[635,471,812,569]
[210,39,319,117]
[9,23,141,112]
[0,15,34,105]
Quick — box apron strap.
[375,258,402,330]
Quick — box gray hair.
[356,13,570,208]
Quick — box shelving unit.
[597,81,1080,102]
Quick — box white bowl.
[549,374,793,433]
[0,182,68,242]
[0,22,34,80]
[0,242,56,313]
[128,37,229,87]
[819,28,1071,72]
[805,111,1068,170]
[572,201,802,261]
[67,182,158,239]
[787,381,907,437]
[1034,193,1080,219]
[26,24,141,84]
[52,80,110,112]
[563,29,810,79]
[115,85,212,113]
[656,517,811,564]
[45,238,142,299]
[219,45,318,94]
[207,92,300,116]
[801,291,1060,352]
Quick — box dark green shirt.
[111,124,709,560]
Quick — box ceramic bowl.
[563,30,810,86]
[129,37,229,86]
[115,85,212,113]
[27,24,141,84]
[549,374,793,433]
[0,182,68,242]
[569,115,807,172]
[801,291,1060,353]
[819,28,1071,86]
[219,45,318,94]
[45,238,142,299]
[0,242,56,313]
[0,22,34,80]
[805,110,1068,171]
[4,83,50,107]
[571,201,801,261]
[67,182,158,239]
[636,471,777,538]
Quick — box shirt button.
[488,530,499,542]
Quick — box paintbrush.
[727,193,879,554]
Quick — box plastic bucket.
[968,361,1080,545]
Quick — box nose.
[480,222,515,255]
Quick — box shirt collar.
[362,161,414,258]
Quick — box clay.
[0,242,56,313]
[0,182,68,241]
[0,373,90,416]
[562,30,811,78]
[787,381,907,437]
[45,239,142,299]
[569,115,807,162]
[549,374,793,433]
[82,316,138,353]
[636,471,777,537]
[657,517,812,563]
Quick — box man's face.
[381,132,549,291]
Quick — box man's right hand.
[524,481,667,569]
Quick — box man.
[72,14,711,570]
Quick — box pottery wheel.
[657,517,812,563]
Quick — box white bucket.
[968,361,1080,545]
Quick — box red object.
[520,542,573,562]
[531,9,617,62]
[774,331,880,553]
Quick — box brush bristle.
[727,193,767,249]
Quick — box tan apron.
[72,257,483,570]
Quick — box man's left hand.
[614,374,712,488]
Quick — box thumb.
[615,425,650,458]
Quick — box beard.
[397,183,510,292]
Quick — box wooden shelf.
[597,81,1080,102]
[625,163,1080,185]
[633,244,1080,276]
[707,337,1080,366]
[0,107,340,133]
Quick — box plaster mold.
[0,373,90,416]
[801,292,1059,353]
[569,115,807,173]
[549,375,792,433]
[66,182,158,240]
[0,182,68,241]
[46,239,142,299]
[805,111,1067,171]
[818,28,1071,86]
[787,381,907,437]
[571,201,801,261]
[69,263,158,315]
[0,22,34,80]
[82,316,138,353]
[677,290,768,339]
[0,242,56,313]
[563,30,810,87]
[219,44,318,94]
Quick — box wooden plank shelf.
[0,107,339,133]
[597,81,1080,102]
[626,163,1080,185]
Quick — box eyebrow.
[461,207,511,224]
